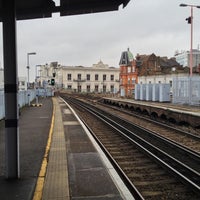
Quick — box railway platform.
[103,97,200,128]
[0,96,132,200]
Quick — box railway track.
[73,93,200,153]
[99,101,200,154]
[60,94,200,199]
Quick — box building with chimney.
[119,48,138,96]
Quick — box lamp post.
[27,52,36,106]
[35,64,41,87]
[180,3,200,76]
[27,52,36,88]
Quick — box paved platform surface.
[0,97,53,200]
[0,97,130,200]
[57,98,125,200]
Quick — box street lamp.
[35,64,41,87]
[180,3,200,76]
[27,52,36,88]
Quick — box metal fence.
[172,77,200,106]
[0,88,54,120]
[0,90,5,119]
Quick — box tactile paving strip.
[42,98,70,200]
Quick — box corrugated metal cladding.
[0,0,130,20]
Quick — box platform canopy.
[0,0,130,21]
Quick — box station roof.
[0,0,130,21]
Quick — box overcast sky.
[1,0,200,81]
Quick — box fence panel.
[173,77,200,106]
[0,91,5,119]
[0,90,37,120]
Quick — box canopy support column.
[2,0,20,179]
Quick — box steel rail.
[101,101,200,142]
[82,119,144,200]
[61,97,144,200]
[66,97,200,194]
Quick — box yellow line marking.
[32,97,55,200]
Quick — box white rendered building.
[38,61,120,94]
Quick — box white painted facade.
[18,77,27,90]
[38,61,120,93]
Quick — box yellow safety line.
[32,97,55,200]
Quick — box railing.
[73,79,86,82]
[0,88,54,120]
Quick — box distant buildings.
[0,68,26,91]
[0,48,199,99]
[119,49,200,97]
[137,53,181,76]
[119,48,138,96]
[37,61,120,94]
[18,77,27,90]
[174,49,200,72]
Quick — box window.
[132,67,135,72]
[67,74,72,81]
[95,85,99,92]
[110,75,114,81]
[67,85,72,89]
[87,85,90,92]
[128,67,131,73]
[77,74,81,80]
[95,74,98,81]
[110,85,114,93]
[86,74,90,81]
[103,74,106,81]
[78,85,81,92]
[19,81,25,86]
[103,85,106,93]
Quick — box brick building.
[119,48,138,96]
[136,53,182,76]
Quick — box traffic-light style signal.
[186,16,191,24]
[51,78,55,86]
